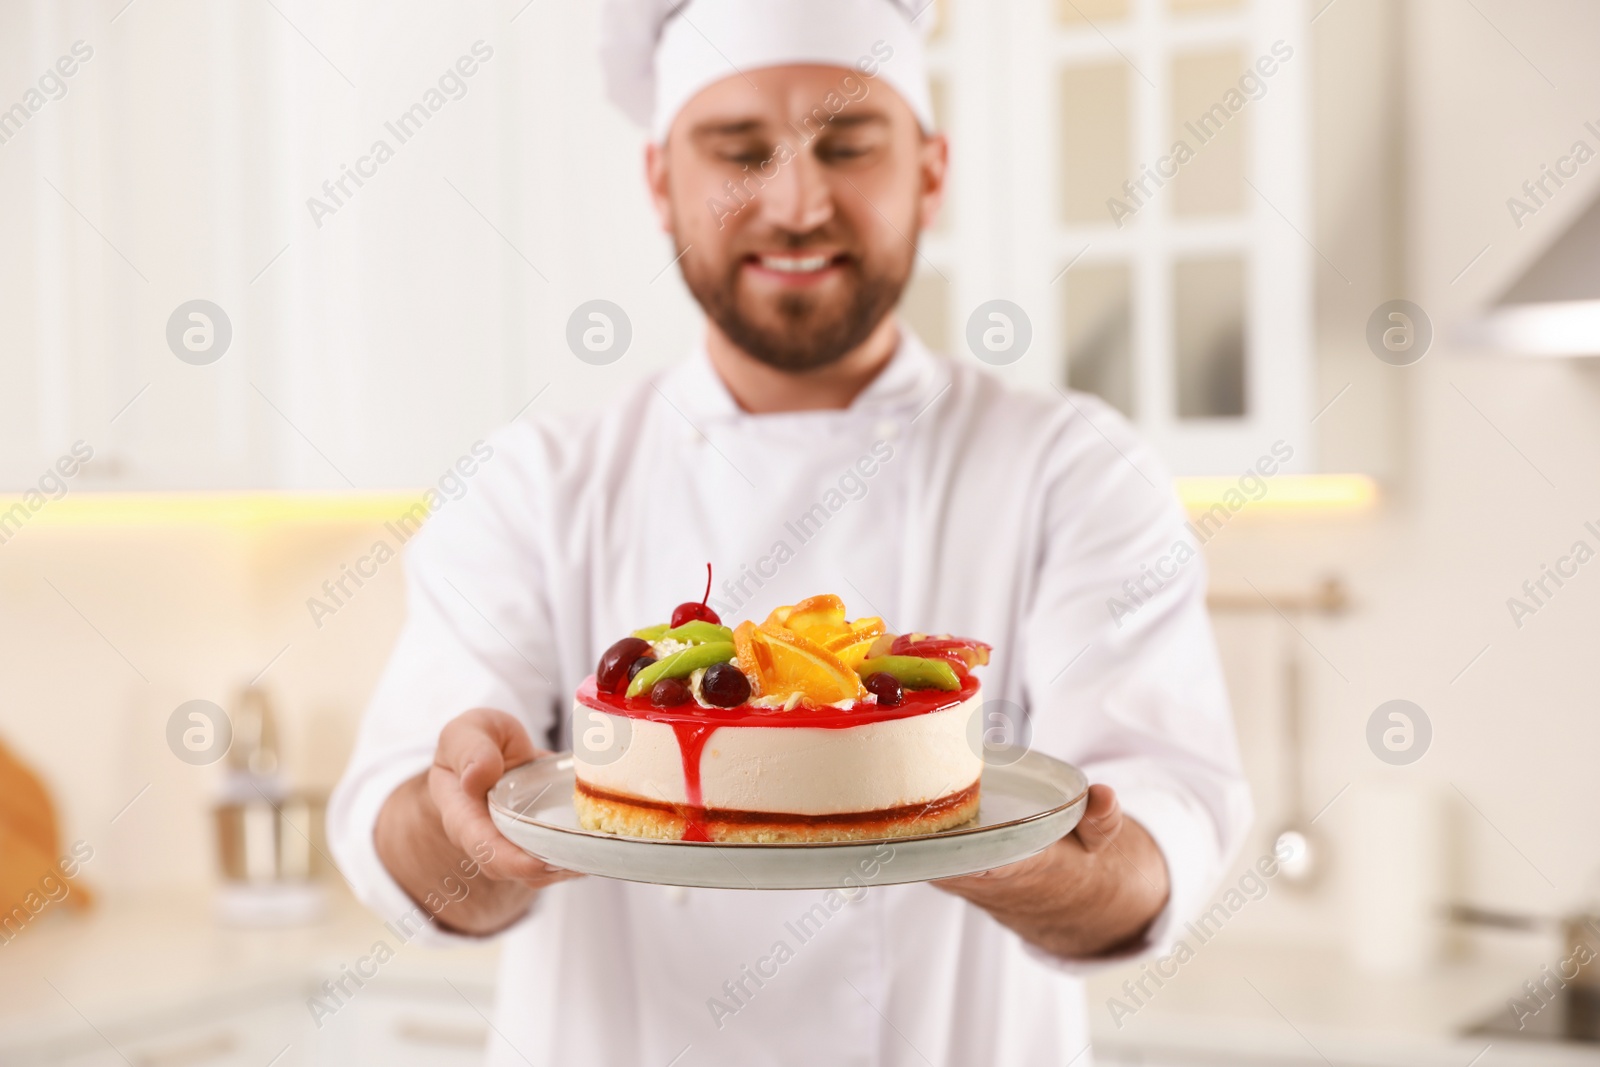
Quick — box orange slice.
[765,594,847,641]
[733,620,771,691]
[820,617,886,669]
[738,621,865,705]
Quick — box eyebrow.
[689,110,892,139]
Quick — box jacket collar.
[657,321,946,426]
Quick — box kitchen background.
[3,0,1599,1064]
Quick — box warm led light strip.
[1175,474,1378,514]
[0,492,427,527]
[0,476,1378,529]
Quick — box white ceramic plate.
[488,750,1088,890]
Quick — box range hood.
[1465,187,1600,357]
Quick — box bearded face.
[650,64,942,373]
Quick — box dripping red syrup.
[576,674,979,842]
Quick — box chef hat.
[600,0,937,142]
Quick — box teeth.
[758,254,831,273]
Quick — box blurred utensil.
[211,685,328,925]
[1270,647,1321,887]
[1209,576,1349,889]
[213,790,328,884]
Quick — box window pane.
[1173,257,1247,419]
[1056,0,1129,24]
[1059,65,1129,224]
[900,268,950,354]
[1064,263,1134,417]
[1170,50,1247,217]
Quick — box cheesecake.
[572,578,991,844]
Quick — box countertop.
[1087,938,1600,1066]
[0,884,500,1054]
[4,886,1594,1065]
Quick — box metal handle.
[1445,902,1556,932]
[131,1032,237,1067]
[394,1019,488,1047]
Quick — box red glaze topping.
[576,673,977,730]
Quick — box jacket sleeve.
[1018,395,1255,972]
[326,436,563,945]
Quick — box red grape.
[863,672,903,706]
[650,677,692,706]
[700,662,750,707]
[627,655,655,682]
[597,637,652,693]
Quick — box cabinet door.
[22,998,311,1067]
[2,2,544,493]
[313,986,491,1067]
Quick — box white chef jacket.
[328,328,1252,1067]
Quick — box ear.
[916,131,950,234]
[645,141,675,234]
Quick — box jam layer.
[575,778,980,825]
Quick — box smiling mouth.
[744,252,850,282]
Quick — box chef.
[328,0,1252,1063]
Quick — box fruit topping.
[856,655,962,692]
[598,636,652,693]
[603,583,987,710]
[660,619,735,646]
[700,661,751,707]
[670,563,722,627]
[819,617,887,670]
[734,620,866,706]
[862,671,903,706]
[759,595,886,669]
[887,634,992,675]
[650,677,692,706]
[625,640,736,698]
[864,632,895,659]
[764,593,846,640]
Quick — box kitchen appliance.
[1461,186,1600,357]
[211,685,329,926]
[1458,904,1600,1044]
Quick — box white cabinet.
[8,982,491,1067]
[1,1,680,493]
[14,998,309,1067]
[313,983,491,1067]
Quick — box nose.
[754,145,835,235]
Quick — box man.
[328,1,1251,1063]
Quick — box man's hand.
[375,708,580,937]
[934,784,1169,959]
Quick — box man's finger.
[430,764,573,884]
[1074,783,1123,854]
[436,708,541,776]
[429,709,573,885]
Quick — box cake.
[571,570,991,843]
